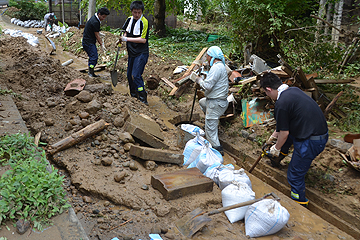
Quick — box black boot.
[88,67,99,77]
[213,146,224,156]
[138,91,148,105]
[130,90,138,99]
[268,152,288,167]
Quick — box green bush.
[9,0,47,21]
[0,133,70,230]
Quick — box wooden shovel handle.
[207,193,275,216]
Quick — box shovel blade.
[111,70,118,87]
[175,208,212,238]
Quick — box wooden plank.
[237,76,257,85]
[169,86,179,96]
[314,79,355,84]
[183,47,208,75]
[307,76,319,100]
[160,77,176,89]
[324,91,343,118]
[296,67,311,89]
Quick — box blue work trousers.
[82,43,98,68]
[281,134,328,202]
[127,53,149,93]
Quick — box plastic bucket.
[207,34,220,42]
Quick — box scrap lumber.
[48,119,109,155]
[324,91,343,118]
[183,47,208,75]
[161,77,176,89]
[129,145,184,165]
[314,79,355,84]
[307,76,319,100]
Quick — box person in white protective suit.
[195,46,229,156]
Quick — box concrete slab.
[151,167,214,200]
[129,145,184,165]
[124,121,168,149]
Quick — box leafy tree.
[9,0,47,21]
[81,0,207,36]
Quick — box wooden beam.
[324,91,343,118]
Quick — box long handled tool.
[111,45,120,87]
[189,71,201,122]
[175,192,280,238]
[248,143,273,173]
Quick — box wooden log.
[48,119,109,155]
[314,79,355,84]
[324,91,343,118]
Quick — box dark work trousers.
[82,43,98,68]
[127,53,149,93]
[280,133,328,202]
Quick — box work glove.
[195,77,203,85]
[266,135,277,145]
[121,36,128,42]
[270,145,280,157]
[101,44,106,52]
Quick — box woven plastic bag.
[204,163,235,187]
[193,142,223,173]
[183,132,206,166]
[219,168,252,190]
[221,181,255,223]
[245,199,290,237]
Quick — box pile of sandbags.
[11,18,44,28]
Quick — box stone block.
[129,145,183,165]
[151,168,213,200]
[124,121,168,149]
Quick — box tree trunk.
[315,0,327,42]
[325,3,333,36]
[154,0,166,37]
[331,0,344,46]
[88,0,96,21]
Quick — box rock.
[129,161,138,171]
[39,102,46,107]
[16,219,30,235]
[111,108,121,115]
[114,172,126,182]
[70,118,81,125]
[141,184,149,190]
[81,119,91,127]
[85,99,102,114]
[46,99,57,108]
[145,160,156,170]
[103,201,111,207]
[151,225,162,234]
[113,153,119,159]
[92,209,100,214]
[124,143,134,151]
[30,121,45,132]
[248,133,257,141]
[79,111,90,119]
[103,102,113,109]
[64,122,73,131]
[123,161,130,167]
[76,90,93,103]
[113,116,125,128]
[241,130,249,139]
[110,144,120,152]
[118,132,134,143]
[328,139,353,153]
[44,118,54,126]
[101,157,113,166]
[83,196,92,203]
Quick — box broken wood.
[183,47,208,75]
[307,76,319,100]
[48,119,109,155]
[161,77,176,89]
[324,91,343,118]
[175,80,193,98]
[314,79,355,84]
[296,67,311,89]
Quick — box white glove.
[101,44,106,52]
[270,145,280,157]
[195,77,203,85]
[121,36,128,42]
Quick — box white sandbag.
[245,199,290,238]
[180,123,205,136]
[183,132,206,166]
[195,142,223,173]
[221,181,255,223]
[204,163,234,186]
[219,168,252,190]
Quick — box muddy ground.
[0,13,360,240]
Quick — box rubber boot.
[130,90,138,99]
[138,91,148,105]
[88,66,99,77]
[213,146,224,156]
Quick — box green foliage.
[342,61,360,78]
[149,26,232,65]
[8,0,47,21]
[0,88,22,99]
[0,133,70,230]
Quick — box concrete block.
[124,121,168,149]
[151,168,213,200]
[168,113,200,125]
[129,145,183,165]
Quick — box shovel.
[111,45,120,87]
[175,192,280,238]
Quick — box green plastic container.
[207,34,220,42]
